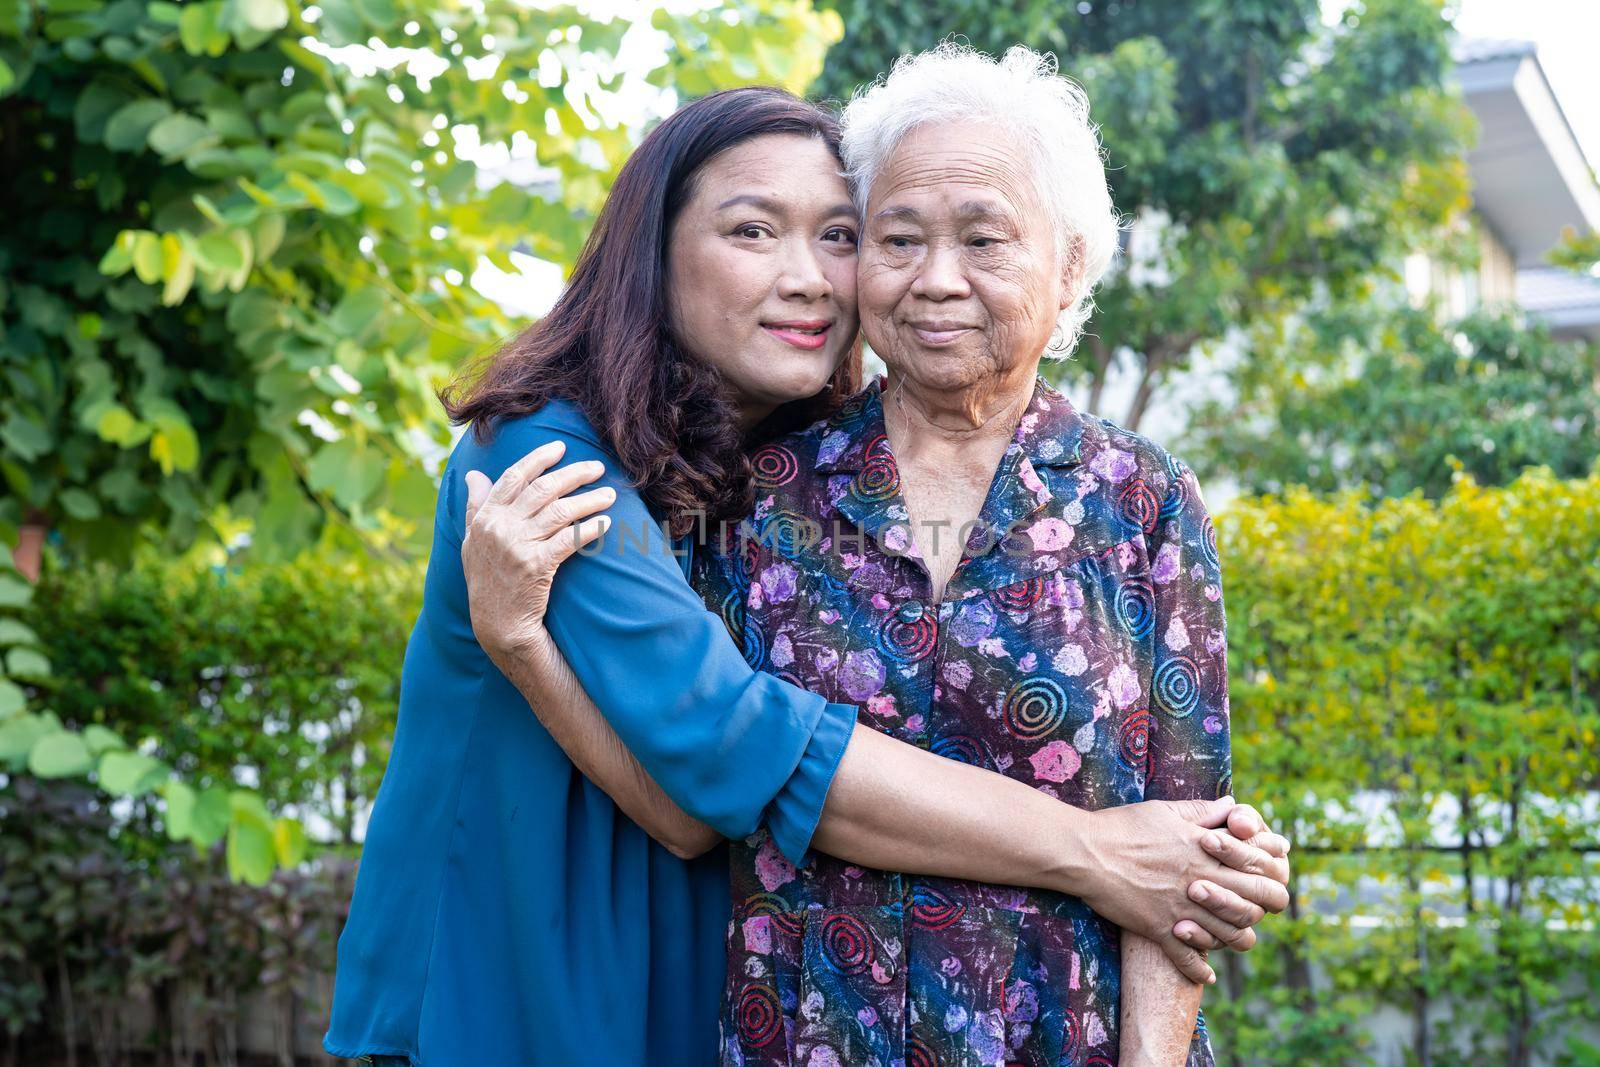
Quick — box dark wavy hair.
[439,87,862,536]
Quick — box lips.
[908,322,976,346]
[762,320,833,351]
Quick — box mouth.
[762,320,833,351]
[907,322,977,346]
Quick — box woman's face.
[666,133,859,426]
[857,121,1073,398]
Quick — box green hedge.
[1210,465,1600,1066]
[26,545,420,845]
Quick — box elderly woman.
[451,49,1280,1067]
[701,45,1231,1065]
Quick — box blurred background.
[0,0,1596,1063]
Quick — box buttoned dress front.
[695,377,1233,1067]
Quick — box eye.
[970,235,999,249]
[734,224,773,240]
[823,226,858,245]
[885,235,915,250]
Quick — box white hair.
[840,42,1126,357]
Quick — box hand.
[1075,796,1290,984]
[461,439,616,668]
[1171,802,1291,954]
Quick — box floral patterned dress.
[693,375,1232,1067]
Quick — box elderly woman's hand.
[1075,797,1291,979]
[461,440,615,670]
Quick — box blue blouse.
[324,399,860,1065]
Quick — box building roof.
[1450,34,1600,267]
[1515,265,1600,339]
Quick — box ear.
[1057,232,1086,312]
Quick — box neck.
[880,366,1038,462]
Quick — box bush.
[26,545,421,845]
[1212,465,1600,1066]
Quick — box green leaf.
[194,230,245,272]
[98,748,167,794]
[0,618,36,646]
[132,231,163,284]
[0,679,24,721]
[81,723,126,755]
[58,488,101,521]
[162,779,197,839]
[272,816,307,866]
[96,404,150,447]
[160,232,196,306]
[192,786,233,843]
[103,98,173,152]
[0,713,52,764]
[178,0,223,54]
[147,112,216,158]
[237,0,288,32]
[307,437,385,509]
[4,646,50,680]
[0,573,31,608]
[28,730,95,777]
[226,795,276,885]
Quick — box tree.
[810,0,1475,432]
[1183,301,1600,498]
[0,0,842,882]
[0,0,842,574]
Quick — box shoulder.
[445,397,618,483]
[1075,408,1195,506]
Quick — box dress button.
[898,600,925,623]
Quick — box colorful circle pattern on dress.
[930,733,986,767]
[878,612,937,663]
[1002,675,1069,740]
[1154,655,1201,717]
[743,892,802,936]
[1115,577,1156,639]
[820,914,875,975]
[736,983,782,1048]
[907,1036,939,1067]
[853,453,900,503]
[991,575,1047,612]
[1118,710,1153,778]
[1201,513,1220,570]
[909,886,967,930]
[751,445,800,489]
[1118,477,1160,533]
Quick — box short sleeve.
[444,407,859,862]
[1142,455,1233,802]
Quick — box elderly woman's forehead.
[868,127,1041,212]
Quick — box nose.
[909,242,970,301]
[777,240,833,303]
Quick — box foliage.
[0,536,314,886]
[809,0,1476,431]
[1184,302,1600,498]
[26,542,420,843]
[1550,225,1600,278]
[0,0,843,565]
[1213,465,1600,1066]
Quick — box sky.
[1453,0,1600,168]
[1329,0,1600,170]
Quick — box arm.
[460,431,1283,984]
[1120,456,1234,1066]
[461,448,720,859]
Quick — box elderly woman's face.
[858,122,1071,395]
